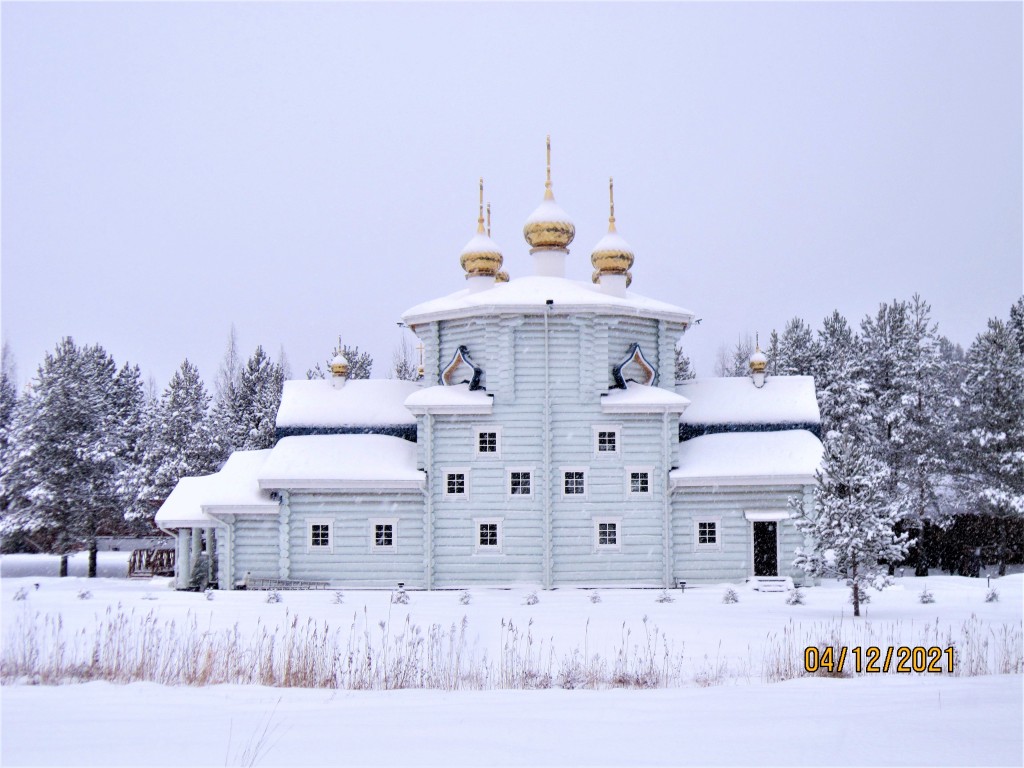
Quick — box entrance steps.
[749,576,793,593]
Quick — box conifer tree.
[793,432,909,617]
[775,317,818,376]
[960,316,1024,574]
[112,363,152,526]
[674,345,696,381]
[307,337,373,380]
[230,346,284,450]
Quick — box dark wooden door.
[753,521,778,576]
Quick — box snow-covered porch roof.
[155,450,277,528]
[257,434,425,490]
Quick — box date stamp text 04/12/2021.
[803,646,955,674]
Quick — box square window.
[478,431,498,453]
[630,471,650,494]
[698,521,717,545]
[564,471,585,495]
[375,524,393,548]
[510,471,532,496]
[446,472,466,495]
[597,430,617,453]
[598,522,617,546]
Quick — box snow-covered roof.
[257,435,424,490]
[601,382,690,413]
[275,379,419,429]
[670,431,824,487]
[155,450,277,527]
[402,275,694,326]
[678,376,820,426]
[404,383,494,415]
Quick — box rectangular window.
[446,472,466,495]
[630,471,650,494]
[478,431,498,453]
[474,518,503,553]
[698,521,717,545]
[594,517,622,551]
[375,524,393,548]
[564,470,585,495]
[307,519,333,553]
[509,471,532,496]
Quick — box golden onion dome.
[749,343,768,374]
[330,354,350,377]
[495,270,510,283]
[523,135,575,250]
[591,177,635,278]
[460,178,503,278]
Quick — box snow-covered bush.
[919,586,935,604]
[459,590,471,606]
[985,588,999,603]
[654,589,674,604]
[332,591,345,605]
[785,588,805,606]
[722,588,739,604]
[524,591,539,606]
[12,587,28,601]
[588,590,601,604]
[391,587,410,605]
[847,588,870,604]
[76,590,91,600]
[265,591,282,604]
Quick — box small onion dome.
[749,346,768,374]
[460,178,504,278]
[495,270,510,283]
[330,354,350,376]
[523,136,575,250]
[591,177,635,278]
[591,269,632,288]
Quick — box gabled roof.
[155,450,277,527]
[678,376,820,426]
[402,275,694,326]
[275,379,419,429]
[671,431,824,487]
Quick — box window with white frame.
[594,518,622,551]
[563,469,586,496]
[371,519,396,551]
[593,426,620,456]
[508,469,532,497]
[694,519,721,551]
[627,468,652,495]
[474,518,503,553]
[474,427,501,457]
[444,470,469,498]
[307,519,333,553]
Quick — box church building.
[156,141,824,591]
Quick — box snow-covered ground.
[2,554,1022,767]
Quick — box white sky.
[2,2,1021,390]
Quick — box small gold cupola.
[523,136,575,276]
[749,336,768,388]
[330,354,350,389]
[459,178,504,289]
[591,177,634,296]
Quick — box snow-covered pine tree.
[858,296,950,575]
[307,338,373,380]
[137,359,222,510]
[814,311,860,435]
[960,315,1024,574]
[793,432,909,617]
[1008,296,1024,355]
[774,317,818,376]
[730,334,754,376]
[230,345,284,451]
[765,330,781,376]
[0,339,125,575]
[0,343,17,464]
[674,345,696,381]
[112,362,153,527]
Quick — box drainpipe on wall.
[543,300,553,590]
[663,410,672,588]
[425,413,434,590]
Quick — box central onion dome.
[523,135,575,250]
[749,342,768,374]
[460,178,503,278]
[591,177,635,288]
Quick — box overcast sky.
[3,2,1021,392]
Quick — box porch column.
[176,529,192,590]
